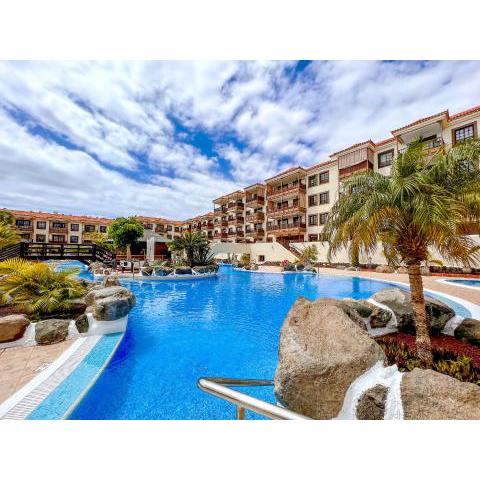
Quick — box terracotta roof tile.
[391,110,448,134]
[330,140,375,157]
[264,166,306,182]
[449,104,480,121]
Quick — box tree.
[298,244,318,265]
[323,140,480,368]
[83,231,115,252]
[107,217,144,259]
[0,211,15,225]
[169,231,212,267]
[0,258,86,315]
[0,222,20,249]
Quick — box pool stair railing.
[197,377,309,420]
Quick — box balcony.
[266,204,306,218]
[398,137,443,154]
[227,202,244,212]
[214,232,227,239]
[338,161,373,180]
[266,222,306,235]
[245,212,265,223]
[267,184,305,200]
[201,222,214,230]
[245,228,265,239]
[16,225,33,232]
[214,206,227,213]
[227,231,244,238]
[155,226,165,233]
[246,196,265,206]
[227,216,244,225]
[50,227,68,234]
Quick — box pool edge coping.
[437,278,480,292]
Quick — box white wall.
[210,241,297,263]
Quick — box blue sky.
[0,60,479,220]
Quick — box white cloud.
[0,60,479,219]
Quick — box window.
[319,213,329,225]
[319,171,329,184]
[453,124,475,144]
[378,149,394,168]
[84,224,95,232]
[309,234,318,242]
[36,234,46,242]
[15,219,31,227]
[36,221,46,229]
[52,235,65,243]
[99,226,107,233]
[257,255,265,263]
[308,174,318,187]
[308,194,318,207]
[308,214,318,226]
[70,223,79,231]
[319,191,329,205]
[70,236,79,244]
[52,222,66,229]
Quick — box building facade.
[3,103,479,250]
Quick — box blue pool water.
[445,279,480,288]
[67,265,470,420]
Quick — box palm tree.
[323,139,480,368]
[0,258,86,314]
[298,244,318,265]
[169,231,210,267]
[0,222,21,249]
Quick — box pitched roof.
[264,166,306,182]
[391,110,448,134]
[449,104,480,121]
[3,208,111,224]
[330,140,375,157]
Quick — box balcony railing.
[246,196,265,206]
[227,216,244,224]
[399,137,443,154]
[16,225,33,232]
[227,203,244,212]
[214,232,227,239]
[50,227,68,234]
[214,206,227,213]
[245,228,265,235]
[245,212,265,222]
[266,204,306,217]
[266,222,306,232]
[267,184,305,198]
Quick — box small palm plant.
[0,258,86,316]
[323,140,480,368]
[298,244,318,265]
[169,232,212,267]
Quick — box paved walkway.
[0,340,74,404]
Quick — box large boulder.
[454,318,480,347]
[372,288,454,335]
[84,286,130,306]
[88,287,135,322]
[35,319,70,345]
[0,314,30,343]
[274,297,386,419]
[401,368,480,420]
[375,265,394,273]
[356,384,388,420]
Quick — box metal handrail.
[197,377,309,420]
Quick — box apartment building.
[265,167,307,245]
[211,103,480,245]
[213,191,245,243]
[136,216,183,241]
[4,209,111,245]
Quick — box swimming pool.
[442,279,480,289]
[65,265,471,420]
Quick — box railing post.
[236,406,245,420]
[60,243,64,258]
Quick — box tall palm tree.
[323,140,480,368]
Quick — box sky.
[0,60,479,221]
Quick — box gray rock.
[356,384,388,420]
[75,314,89,334]
[102,275,121,287]
[372,288,454,335]
[0,314,30,343]
[84,286,130,306]
[175,267,192,275]
[90,288,135,321]
[35,319,70,345]
[401,368,480,420]
[454,318,480,347]
[274,297,386,419]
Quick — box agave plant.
[324,139,480,368]
[0,258,86,316]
